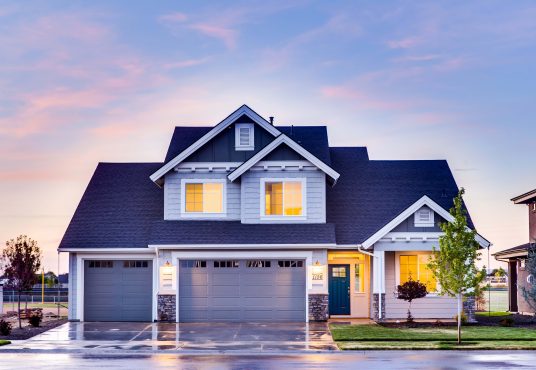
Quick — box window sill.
[414,223,435,228]
[235,146,254,151]
[181,212,227,218]
[260,216,307,221]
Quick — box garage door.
[84,260,153,321]
[179,259,306,322]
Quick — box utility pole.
[41,268,45,304]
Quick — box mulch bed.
[0,318,67,340]
[476,313,536,327]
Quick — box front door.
[329,264,350,315]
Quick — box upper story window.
[181,179,226,216]
[414,207,434,227]
[261,178,306,219]
[235,123,254,151]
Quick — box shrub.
[28,310,43,327]
[499,317,515,327]
[397,278,428,323]
[0,320,12,336]
[454,313,467,325]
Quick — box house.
[58,105,489,323]
[494,188,536,314]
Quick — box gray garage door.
[179,259,306,322]
[84,260,153,321]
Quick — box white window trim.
[394,251,439,296]
[414,207,435,228]
[180,179,227,218]
[235,123,254,151]
[259,177,307,220]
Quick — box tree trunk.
[17,290,21,329]
[457,292,462,344]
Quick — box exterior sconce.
[160,261,176,292]
[312,260,324,280]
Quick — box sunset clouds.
[0,0,535,272]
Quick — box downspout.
[358,246,383,320]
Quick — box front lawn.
[330,324,536,350]
[476,311,511,317]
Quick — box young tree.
[397,278,428,323]
[521,244,536,316]
[1,235,41,328]
[495,267,506,278]
[427,188,483,344]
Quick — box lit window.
[235,123,254,150]
[264,180,304,216]
[184,182,224,214]
[399,254,437,292]
[332,267,346,278]
[414,208,434,227]
[354,263,365,292]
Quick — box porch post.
[372,250,385,320]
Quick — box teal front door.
[328,264,350,315]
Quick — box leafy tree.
[521,244,536,316]
[427,188,483,344]
[397,278,428,323]
[1,235,41,328]
[45,271,57,288]
[495,267,506,278]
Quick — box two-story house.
[494,188,536,314]
[58,105,489,323]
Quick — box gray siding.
[391,206,444,232]
[384,251,457,319]
[241,169,326,224]
[164,172,240,220]
[68,253,77,320]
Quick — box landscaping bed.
[0,308,67,340]
[330,323,536,350]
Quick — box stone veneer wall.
[372,293,386,321]
[158,294,176,322]
[308,294,329,321]
[463,296,476,323]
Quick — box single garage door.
[179,259,306,322]
[84,260,153,321]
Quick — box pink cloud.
[163,57,211,69]
[387,36,421,49]
[321,85,413,110]
[189,23,238,50]
[158,12,188,23]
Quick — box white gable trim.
[361,195,490,249]
[227,134,340,182]
[150,105,280,185]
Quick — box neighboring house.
[58,105,489,323]
[494,189,536,314]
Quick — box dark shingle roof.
[327,147,471,244]
[59,128,476,249]
[164,125,331,165]
[493,243,533,258]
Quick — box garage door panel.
[84,260,152,322]
[179,259,305,322]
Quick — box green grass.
[0,340,11,347]
[338,340,536,350]
[330,324,536,342]
[476,311,511,317]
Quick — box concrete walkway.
[0,321,338,353]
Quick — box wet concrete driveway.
[2,321,338,353]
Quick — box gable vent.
[235,123,254,151]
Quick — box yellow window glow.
[185,182,223,213]
[284,181,302,216]
[354,263,365,292]
[264,181,302,216]
[265,182,283,215]
[399,254,437,292]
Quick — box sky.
[0,0,535,274]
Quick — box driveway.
[1,321,337,353]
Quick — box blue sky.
[0,1,535,272]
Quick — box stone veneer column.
[372,293,386,321]
[308,294,329,321]
[157,294,176,322]
[463,296,476,323]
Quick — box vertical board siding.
[69,253,77,320]
[241,169,326,224]
[391,207,444,232]
[164,172,241,220]
[384,251,457,319]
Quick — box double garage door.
[83,258,306,322]
[84,260,153,322]
[179,259,306,322]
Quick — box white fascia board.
[148,243,335,250]
[150,105,280,184]
[361,195,490,249]
[58,248,155,253]
[227,134,340,182]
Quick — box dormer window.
[235,123,254,151]
[414,207,434,227]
